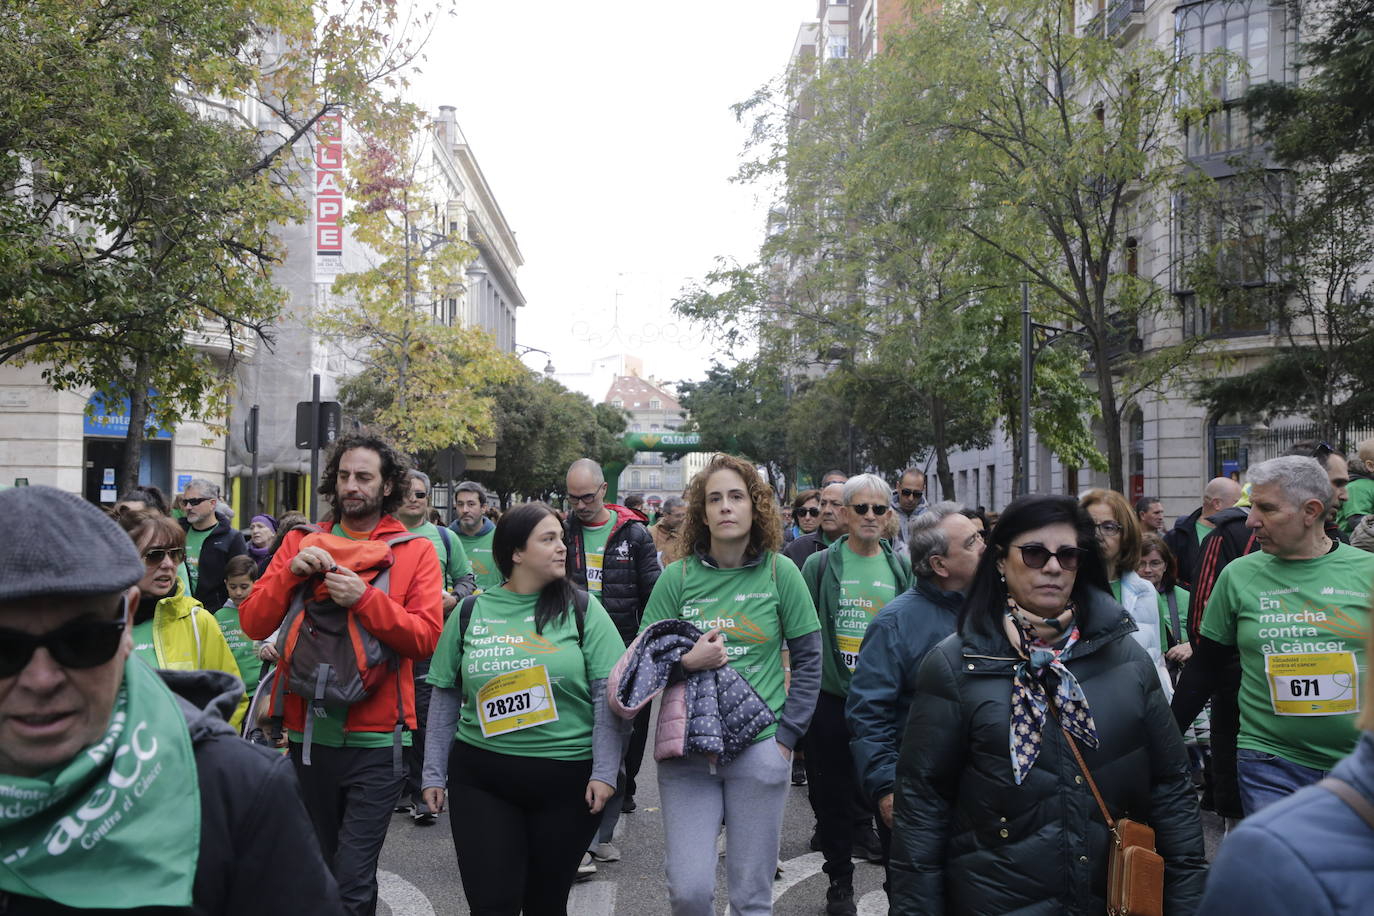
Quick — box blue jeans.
[1235,747,1326,816]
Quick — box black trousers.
[1208,659,1244,819]
[808,691,863,881]
[623,705,651,799]
[402,659,432,809]
[448,741,600,916]
[289,742,404,916]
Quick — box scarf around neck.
[1004,604,1099,785]
[0,658,201,907]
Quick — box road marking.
[858,889,888,915]
[569,879,618,915]
[377,869,436,916]
[772,851,826,901]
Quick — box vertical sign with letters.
[315,113,344,278]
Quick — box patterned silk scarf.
[1005,606,1100,785]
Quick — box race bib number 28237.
[476,665,559,737]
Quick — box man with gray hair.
[448,480,500,590]
[649,495,687,563]
[845,501,984,884]
[801,473,913,915]
[179,477,247,614]
[1172,455,1374,815]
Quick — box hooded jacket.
[1162,506,1207,589]
[239,513,443,735]
[0,670,341,915]
[180,515,248,614]
[889,587,1206,916]
[564,504,661,643]
[801,534,913,698]
[144,581,249,730]
[1185,506,1255,640]
[1199,732,1374,915]
[844,578,962,803]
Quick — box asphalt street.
[376,738,1226,915]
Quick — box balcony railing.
[1107,0,1145,42]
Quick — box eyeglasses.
[0,611,127,677]
[1095,521,1124,536]
[567,487,604,506]
[795,507,820,518]
[183,496,212,507]
[142,547,186,566]
[849,503,889,516]
[409,490,427,500]
[900,489,923,499]
[1013,544,1087,571]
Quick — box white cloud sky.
[412,1,816,389]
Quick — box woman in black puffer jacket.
[889,495,1206,915]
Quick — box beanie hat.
[0,486,144,602]
[250,514,277,531]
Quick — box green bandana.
[0,658,201,908]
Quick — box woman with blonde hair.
[634,453,822,916]
[1080,489,1171,697]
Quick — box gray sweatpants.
[657,737,792,916]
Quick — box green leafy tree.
[677,359,793,489]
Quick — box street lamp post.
[1018,281,1087,498]
[515,343,556,378]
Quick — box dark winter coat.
[889,586,1206,916]
[180,515,248,614]
[1162,506,1207,590]
[565,504,661,643]
[781,530,829,569]
[1185,506,1254,640]
[1199,732,1374,915]
[0,670,341,915]
[608,618,775,764]
[844,578,962,803]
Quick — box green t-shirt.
[1195,521,1213,545]
[640,552,820,742]
[426,588,624,760]
[1201,542,1374,771]
[458,528,501,591]
[1338,477,1374,534]
[824,544,899,695]
[184,526,212,593]
[408,521,471,590]
[580,518,614,595]
[131,619,156,665]
[215,603,262,697]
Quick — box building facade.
[604,373,708,513]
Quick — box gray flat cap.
[0,486,144,602]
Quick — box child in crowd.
[217,554,264,700]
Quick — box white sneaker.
[590,842,621,862]
[576,853,598,880]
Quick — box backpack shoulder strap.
[457,594,480,654]
[572,588,588,645]
[1319,778,1374,831]
[437,524,455,562]
[817,546,830,584]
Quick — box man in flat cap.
[0,486,340,913]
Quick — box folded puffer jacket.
[608,618,774,765]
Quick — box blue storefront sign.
[84,391,172,439]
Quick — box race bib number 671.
[476,665,559,737]
[1266,651,1360,717]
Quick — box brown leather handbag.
[1061,726,1165,916]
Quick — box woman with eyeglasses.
[888,494,1205,915]
[1081,489,1172,698]
[117,510,247,730]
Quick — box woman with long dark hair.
[636,453,822,916]
[421,502,627,915]
[888,495,1205,915]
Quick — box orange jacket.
[240,514,443,734]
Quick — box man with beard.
[241,435,443,916]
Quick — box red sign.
[315,114,344,276]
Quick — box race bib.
[476,665,559,737]
[836,634,863,672]
[586,553,603,593]
[1266,651,1360,716]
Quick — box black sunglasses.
[850,503,889,516]
[795,507,821,518]
[0,611,127,677]
[410,490,427,500]
[182,496,213,507]
[142,547,186,566]
[900,488,923,499]
[1012,544,1087,571]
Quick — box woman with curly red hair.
[638,454,821,915]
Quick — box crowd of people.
[2,434,1373,915]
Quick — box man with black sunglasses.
[179,478,247,617]
[890,468,927,554]
[0,486,339,913]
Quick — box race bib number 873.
[1266,651,1360,717]
[476,665,559,737]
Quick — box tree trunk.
[1093,343,1124,493]
[930,395,955,498]
[118,356,153,493]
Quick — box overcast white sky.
[412,1,816,390]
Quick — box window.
[1177,1,1290,160]
[827,36,848,59]
[1125,237,1139,276]
[1209,413,1249,479]
[986,465,996,510]
[1127,408,1146,502]
[631,470,642,488]
[611,399,623,408]
[649,472,661,490]
[650,399,661,409]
